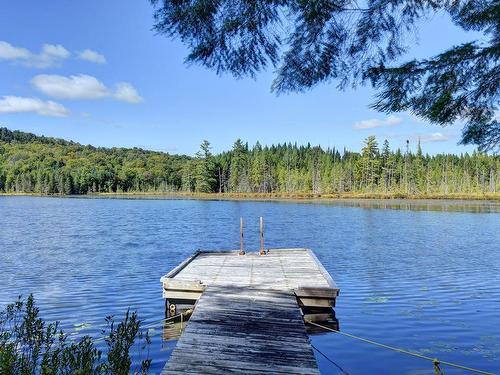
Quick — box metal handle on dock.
[260,217,265,255]
[239,217,245,255]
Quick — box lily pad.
[73,322,92,331]
[366,296,390,303]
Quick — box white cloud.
[41,44,70,59]
[32,74,109,100]
[31,74,142,104]
[420,132,450,143]
[0,41,70,68]
[0,96,69,117]
[387,131,455,145]
[114,82,143,103]
[0,41,31,60]
[78,49,106,64]
[354,115,402,129]
[31,44,70,68]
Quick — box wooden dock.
[160,248,339,374]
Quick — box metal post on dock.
[259,217,265,255]
[239,217,245,255]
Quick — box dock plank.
[161,248,338,374]
[169,249,334,290]
[162,286,319,375]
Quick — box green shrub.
[0,295,151,374]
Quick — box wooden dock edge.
[160,248,340,322]
[306,248,339,290]
[161,250,202,281]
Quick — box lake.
[0,196,499,374]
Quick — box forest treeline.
[0,127,498,196]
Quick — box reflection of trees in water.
[314,199,499,213]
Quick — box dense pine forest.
[0,127,498,196]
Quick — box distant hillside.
[0,127,188,194]
[0,127,498,196]
[0,127,78,146]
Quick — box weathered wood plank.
[163,279,205,292]
[162,287,320,375]
[294,286,340,298]
[161,248,339,374]
[296,297,334,308]
[162,249,334,291]
[163,290,203,300]
[161,251,202,280]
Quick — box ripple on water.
[0,196,498,374]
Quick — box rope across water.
[64,310,494,374]
[306,320,495,375]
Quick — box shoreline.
[1,191,499,202]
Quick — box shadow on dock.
[160,248,341,373]
[161,284,340,339]
[162,285,329,374]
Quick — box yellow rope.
[180,310,184,333]
[90,309,192,344]
[142,309,192,330]
[306,320,494,375]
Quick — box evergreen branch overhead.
[150,0,500,151]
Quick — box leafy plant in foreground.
[0,295,151,374]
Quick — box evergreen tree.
[414,139,426,193]
[1,127,499,196]
[358,136,380,190]
[229,139,249,192]
[194,140,217,193]
[250,142,266,192]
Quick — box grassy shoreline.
[1,191,499,201]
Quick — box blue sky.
[0,1,482,155]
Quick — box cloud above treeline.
[114,82,143,103]
[0,41,142,120]
[387,132,452,144]
[0,41,69,68]
[354,115,402,129]
[31,74,143,103]
[0,96,69,117]
[419,132,450,143]
[0,41,105,68]
[78,49,106,64]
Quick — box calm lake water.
[0,196,499,374]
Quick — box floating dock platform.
[160,248,339,374]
